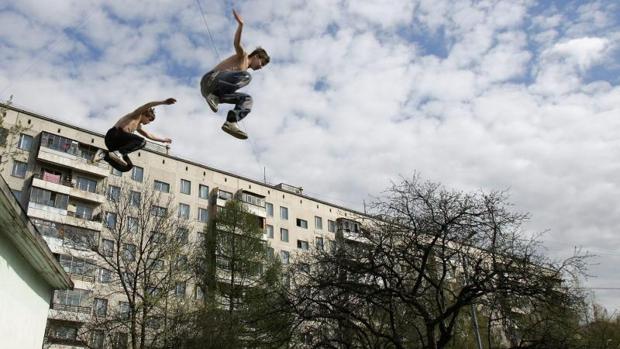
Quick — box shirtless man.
[99,98,176,172]
[200,9,270,139]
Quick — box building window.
[110,167,122,177]
[176,228,189,244]
[11,160,27,178]
[176,255,188,269]
[316,237,324,250]
[218,190,233,201]
[241,192,265,207]
[130,191,141,207]
[175,282,186,298]
[29,187,69,209]
[180,179,191,195]
[98,268,112,283]
[148,259,164,270]
[266,202,273,217]
[328,219,336,233]
[265,224,274,239]
[53,289,91,313]
[280,228,289,242]
[151,205,166,217]
[150,232,166,244]
[154,180,170,193]
[17,133,33,151]
[296,218,308,229]
[280,250,290,264]
[297,240,309,250]
[105,212,117,229]
[198,208,208,223]
[199,184,209,199]
[195,286,204,300]
[127,216,139,233]
[119,302,131,320]
[280,206,288,220]
[94,298,108,317]
[91,330,105,349]
[107,185,120,201]
[123,244,136,261]
[178,203,190,219]
[75,203,94,220]
[101,239,114,257]
[76,176,97,193]
[114,333,128,348]
[315,216,323,230]
[49,324,79,341]
[59,254,96,279]
[131,166,144,182]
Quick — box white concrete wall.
[0,232,54,349]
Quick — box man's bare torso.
[213,54,249,72]
[114,115,141,133]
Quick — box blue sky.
[1,0,619,312]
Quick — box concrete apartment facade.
[0,102,364,348]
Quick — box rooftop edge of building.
[1,102,369,220]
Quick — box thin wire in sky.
[194,0,221,61]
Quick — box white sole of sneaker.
[221,124,248,140]
[108,153,128,167]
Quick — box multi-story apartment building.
[0,102,364,348]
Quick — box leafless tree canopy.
[286,175,588,349]
[77,178,194,349]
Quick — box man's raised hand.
[163,98,177,105]
[233,9,244,25]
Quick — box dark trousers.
[104,127,146,172]
[200,70,253,122]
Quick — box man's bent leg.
[215,71,252,96]
[116,134,146,155]
[220,92,253,122]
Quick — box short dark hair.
[249,47,270,66]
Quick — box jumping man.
[200,9,270,139]
[99,98,176,172]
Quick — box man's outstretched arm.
[136,126,172,143]
[233,9,245,57]
[127,98,176,120]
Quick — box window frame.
[280,228,289,242]
[280,206,288,220]
[180,179,191,195]
[11,160,27,178]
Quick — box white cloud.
[551,37,610,71]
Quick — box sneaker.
[108,151,128,167]
[206,94,219,113]
[92,149,106,163]
[221,121,248,140]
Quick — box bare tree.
[286,175,589,349]
[75,178,194,349]
[0,96,31,168]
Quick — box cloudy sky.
[1,0,619,311]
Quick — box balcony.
[37,145,109,178]
[48,304,92,323]
[28,202,102,231]
[237,190,266,218]
[32,172,106,204]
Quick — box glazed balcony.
[32,173,105,204]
